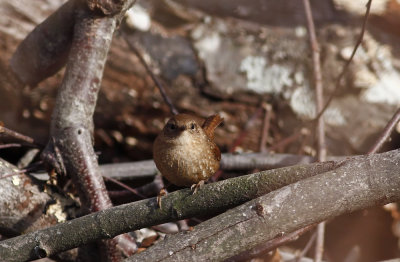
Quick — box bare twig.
[227,224,316,262]
[123,34,179,115]
[0,162,42,180]
[259,103,272,153]
[313,0,373,121]
[368,108,400,154]
[0,126,38,146]
[0,143,21,149]
[302,0,327,260]
[268,128,309,152]
[296,232,317,262]
[103,176,146,199]
[302,0,326,162]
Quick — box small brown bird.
[153,113,223,190]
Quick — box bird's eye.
[167,123,176,130]
[190,123,196,129]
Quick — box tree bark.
[126,149,400,261]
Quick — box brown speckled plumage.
[153,114,223,187]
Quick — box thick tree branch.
[0,157,338,261]
[10,0,137,86]
[31,0,139,259]
[126,149,400,261]
[10,0,76,86]
[40,4,117,217]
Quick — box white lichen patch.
[353,66,378,88]
[323,106,346,126]
[193,31,221,59]
[295,26,307,38]
[361,69,400,105]
[290,85,346,125]
[46,199,67,223]
[290,85,316,119]
[125,4,151,32]
[333,0,388,15]
[12,175,21,186]
[239,56,292,94]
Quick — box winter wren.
[153,114,223,187]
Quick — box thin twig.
[103,176,146,199]
[268,128,308,152]
[0,171,24,180]
[259,103,272,153]
[0,126,39,146]
[295,231,317,262]
[302,0,326,261]
[0,162,43,180]
[303,0,326,161]
[313,0,373,122]
[227,224,316,262]
[123,34,179,115]
[368,108,400,154]
[0,143,21,149]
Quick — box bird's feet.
[190,180,205,194]
[157,188,167,208]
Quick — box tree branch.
[302,0,327,259]
[313,0,373,121]
[123,34,179,116]
[125,149,400,261]
[368,108,400,154]
[0,156,338,261]
[31,0,139,259]
[10,0,76,86]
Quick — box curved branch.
[0,156,338,261]
[10,0,76,86]
[126,149,400,262]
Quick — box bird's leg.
[157,188,167,208]
[190,180,205,194]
